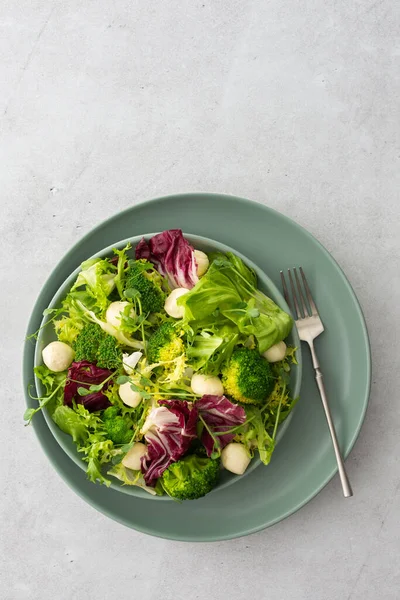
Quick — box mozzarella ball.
[42,341,74,372]
[122,443,148,471]
[221,443,251,475]
[191,373,224,396]
[194,250,209,277]
[262,341,287,363]
[106,301,135,328]
[118,380,142,408]
[164,288,189,319]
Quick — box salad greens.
[178,252,292,353]
[26,229,298,500]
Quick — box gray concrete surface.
[1,1,399,599]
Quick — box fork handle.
[309,343,353,498]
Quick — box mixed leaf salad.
[26,230,298,500]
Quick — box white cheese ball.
[221,443,251,475]
[118,380,142,408]
[194,250,209,277]
[106,301,135,328]
[164,288,189,319]
[191,373,224,396]
[262,341,287,363]
[42,341,74,372]
[122,443,148,471]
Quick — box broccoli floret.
[125,260,166,314]
[222,347,274,405]
[161,455,220,500]
[74,323,101,363]
[73,323,122,370]
[103,406,132,444]
[97,334,122,370]
[103,406,120,421]
[147,322,184,364]
[104,418,131,444]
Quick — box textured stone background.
[1,1,399,599]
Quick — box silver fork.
[281,267,353,498]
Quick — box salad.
[26,230,298,500]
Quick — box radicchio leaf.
[64,361,112,412]
[135,237,151,260]
[141,400,198,485]
[196,395,246,457]
[135,229,199,289]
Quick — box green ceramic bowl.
[34,233,302,500]
[24,193,370,540]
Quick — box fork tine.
[299,267,319,316]
[294,267,310,317]
[280,270,292,312]
[287,269,301,319]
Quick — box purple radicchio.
[141,400,198,485]
[196,395,246,457]
[135,229,199,289]
[64,361,112,412]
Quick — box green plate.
[34,234,302,499]
[23,193,371,541]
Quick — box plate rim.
[23,193,371,540]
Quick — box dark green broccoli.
[161,455,220,500]
[125,260,166,314]
[222,347,274,405]
[97,334,122,370]
[103,406,132,444]
[103,406,120,421]
[147,322,184,364]
[73,323,101,363]
[73,323,122,370]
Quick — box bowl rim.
[34,231,302,500]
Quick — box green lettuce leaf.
[24,366,66,423]
[179,253,292,353]
[179,266,242,320]
[107,463,161,495]
[239,405,276,465]
[185,324,239,375]
[87,457,111,487]
[52,405,89,444]
[72,257,116,313]
[34,365,65,395]
[51,402,118,486]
